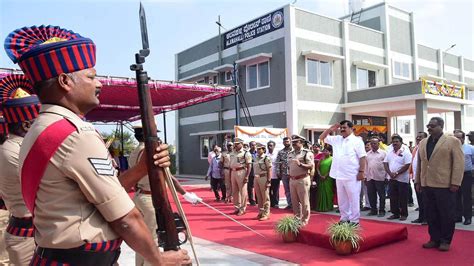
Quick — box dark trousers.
[415,186,426,221]
[408,180,414,204]
[367,179,386,212]
[389,180,408,217]
[247,175,255,203]
[211,177,226,200]
[456,171,473,220]
[423,187,456,244]
[270,179,280,207]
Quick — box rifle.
[130,3,186,251]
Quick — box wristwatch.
[395,171,399,175]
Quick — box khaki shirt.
[129,142,150,191]
[229,149,252,170]
[19,105,135,249]
[220,151,231,169]
[254,154,272,177]
[288,149,314,177]
[0,134,31,218]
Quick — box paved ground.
[118,175,474,265]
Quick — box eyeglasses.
[426,124,438,128]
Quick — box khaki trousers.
[224,169,232,199]
[290,176,311,225]
[231,169,248,211]
[4,232,35,266]
[254,175,270,217]
[0,210,9,266]
[133,192,157,266]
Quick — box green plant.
[275,215,302,235]
[327,221,363,250]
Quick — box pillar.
[415,99,428,133]
[454,107,464,130]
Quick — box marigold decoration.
[421,79,464,99]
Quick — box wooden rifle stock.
[133,55,180,251]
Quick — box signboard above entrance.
[223,8,284,50]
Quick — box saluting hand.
[330,123,340,131]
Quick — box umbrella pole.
[163,111,167,144]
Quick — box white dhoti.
[336,179,361,223]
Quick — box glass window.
[247,61,270,91]
[368,70,376,87]
[357,68,376,89]
[393,61,411,79]
[357,68,368,89]
[200,135,216,159]
[225,71,232,82]
[307,59,319,84]
[320,61,331,86]
[307,59,332,87]
[248,64,258,89]
[397,119,411,134]
[258,61,269,87]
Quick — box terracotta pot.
[334,240,353,255]
[281,231,297,243]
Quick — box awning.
[0,69,234,123]
[235,53,272,65]
[353,60,389,70]
[178,69,218,82]
[213,64,234,72]
[189,129,234,136]
[301,50,345,61]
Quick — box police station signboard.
[223,8,284,50]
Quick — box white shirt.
[266,150,278,179]
[324,133,367,180]
[384,147,412,183]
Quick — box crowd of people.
[207,118,474,252]
[0,22,472,266]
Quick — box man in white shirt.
[384,135,412,221]
[410,131,428,224]
[366,137,387,217]
[320,120,367,225]
[266,141,280,208]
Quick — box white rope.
[164,167,200,266]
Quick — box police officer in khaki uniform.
[130,126,201,266]
[0,116,10,266]
[220,142,233,203]
[0,74,41,265]
[288,135,314,226]
[6,25,190,265]
[230,138,252,216]
[253,143,272,221]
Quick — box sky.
[1,0,473,144]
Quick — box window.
[468,90,474,100]
[200,135,216,159]
[225,71,233,82]
[397,119,411,135]
[393,61,411,79]
[357,68,376,89]
[307,59,332,87]
[247,61,270,91]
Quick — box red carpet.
[180,187,474,265]
[298,218,408,252]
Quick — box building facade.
[175,2,474,175]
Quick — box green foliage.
[275,215,303,235]
[327,221,363,250]
[101,130,137,156]
[169,153,177,175]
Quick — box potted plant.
[327,221,363,255]
[275,215,302,243]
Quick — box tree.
[100,130,137,156]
